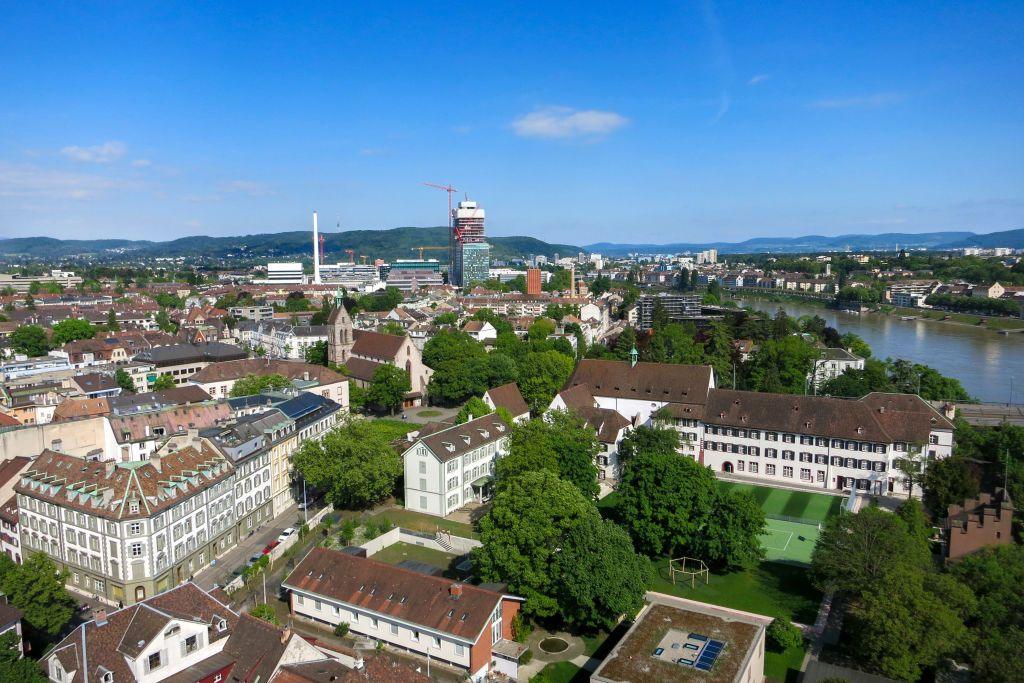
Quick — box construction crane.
[359,255,369,265]
[410,246,447,260]
[344,249,355,264]
[318,234,326,264]
[423,182,459,263]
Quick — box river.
[735,298,1024,404]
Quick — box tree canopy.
[229,373,292,397]
[455,396,492,424]
[51,318,97,346]
[292,418,402,509]
[497,411,600,499]
[0,552,76,641]
[10,325,49,357]
[367,364,411,414]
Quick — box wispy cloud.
[0,161,133,199]
[220,179,275,196]
[131,159,152,168]
[701,0,733,124]
[810,92,905,109]
[511,106,628,140]
[747,74,771,86]
[60,141,127,163]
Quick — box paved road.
[193,503,305,591]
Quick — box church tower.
[327,289,354,365]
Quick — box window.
[817,471,825,483]
[217,618,227,632]
[782,451,795,461]
[390,623,399,634]
[183,635,198,655]
[737,461,745,472]
[420,496,427,509]
[411,630,420,642]
[147,653,162,672]
[101,673,113,683]
[419,461,427,474]
[749,463,758,474]
[766,464,776,475]
[455,644,465,656]
[800,468,811,481]
[783,466,793,478]
[130,543,143,557]
[129,522,141,535]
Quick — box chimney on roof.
[94,609,108,627]
[280,625,290,644]
[449,583,463,600]
[303,371,309,381]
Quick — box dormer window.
[101,672,114,683]
[164,625,180,638]
[216,618,227,632]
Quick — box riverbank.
[730,292,1024,332]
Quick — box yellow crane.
[411,246,447,260]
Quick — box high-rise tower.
[451,199,489,287]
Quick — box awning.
[471,475,493,488]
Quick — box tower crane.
[410,246,447,260]
[423,182,459,263]
[344,249,355,264]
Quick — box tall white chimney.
[312,211,322,284]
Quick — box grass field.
[529,661,585,683]
[367,508,479,539]
[719,481,843,523]
[370,541,457,569]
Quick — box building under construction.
[452,199,490,287]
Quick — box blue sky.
[1,1,1022,244]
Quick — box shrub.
[250,603,280,625]
[511,612,532,643]
[766,618,804,652]
[333,622,350,637]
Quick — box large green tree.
[551,519,651,631]
[455,396,492,424]
[474,470,601,619]
[292,418,403,509]
[617,425,679,464]
[0,553,76,639]
[424,330,490,405]
[518,350,574,414]
[746,336,818,394]
[497,411,600,499]
[618,451,763,569]
[229,373,292,397]
[10,325,49,357]
[0,630,46,682]
[367,364,412,414]
[151,374,176,390]
[114,368,135,394]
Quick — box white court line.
[762,528,793,551]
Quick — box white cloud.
[810,93,904,109]
[131,159,152,167]
[511,107,628,140]
[0,161,131,200]
[220,179,275,196]
[747,74,771,85]
[60,141,127,163]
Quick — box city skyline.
[1,2,1022,242]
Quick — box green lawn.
[761,518,821,565]
[369,418,423,441]
[649,559,822,625]
[719,481,843,523]
[529,662,585,683]
[766,642,807,683]
[367,508,479,539]
[370,541,457,569]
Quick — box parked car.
[277,527,297,543]
[262,540,281,555]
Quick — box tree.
[651,298,670,330]
[922,455,981,519]
[618,451,762,569]
[819,358,892,398]
[424,330,490,405]
[0,630,46,683]
[527,318,556,341]
[250,603,281,625]
[486,353,519,387]
[518,350,574,414]
[155,309,177,333]
[10,325,49,357]
[840,332,872,359]
[455,396,492,424]
[105,309,120,331]
[434,311,458,325]
[474,470,601,619]
[151,374,176,390]
[115,368,135,394]
[0,552,76,639]
[617,425,679,464]
[766,618,804,652]
[229,373,292,397]
[367,364,411,414]
[811,506,930,600]
[379,321,406,337]
[304,340,328,366]
[292,417,403,509]
[498,411,600,499]
[746,336,818,394]
[551,520,651,631]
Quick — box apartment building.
[15,445,237,605]
[809,347,864,390]
[285,548,525,682]
[549,385,632,482]
[237,321,330,360]
[700,389,954,496]
[199,417,276,539]
[400,414,509,517]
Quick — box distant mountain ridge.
[0,228,581,262]
[1,226,1020,261]
[586,227,1024,255]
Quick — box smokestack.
[313,211,322,285]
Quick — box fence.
[765,512,823,528]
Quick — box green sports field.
[719,481,844,523]
[719,481,844,565]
